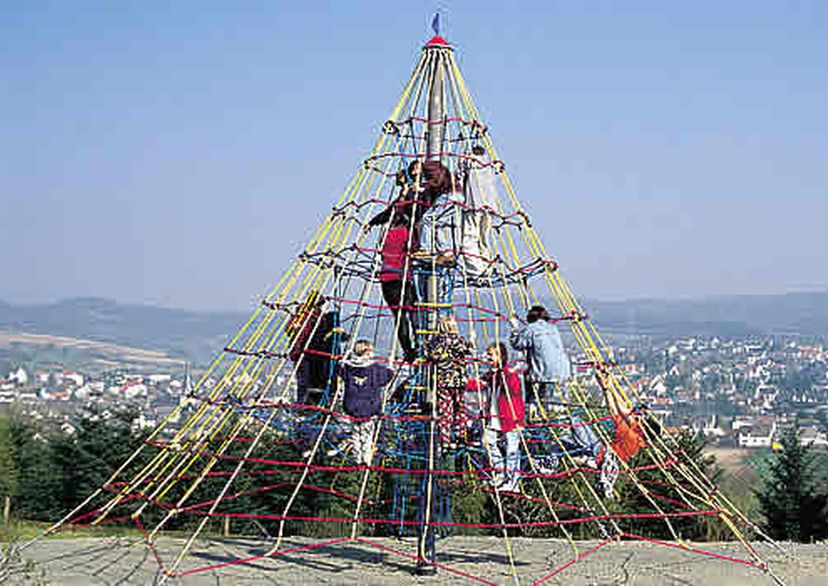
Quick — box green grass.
[1,519,144,544]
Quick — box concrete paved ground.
[6,535,826,585]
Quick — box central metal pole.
[425,49,445,161]
[415,42,448,577]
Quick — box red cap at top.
[424,35,450,47]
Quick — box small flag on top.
[431,12,440,36]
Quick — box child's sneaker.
[497,476,521,494]
[535,455,559,476]
[597,452,619,500]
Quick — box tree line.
[0,408,825,543]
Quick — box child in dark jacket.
[333,340,393,465]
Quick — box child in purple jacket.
[331,340,393,465]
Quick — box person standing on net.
[592,363,653,499]
[509,305,572,418]
[534,363,654,500]
[413,161,461,317]
[458,144,498,278]
[424,315,473,449]
[376,208,418,363]
[332,340,393,465]
[467,342,525,493]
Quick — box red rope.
[134,515,165,572]
[621,532,762,568]
[532,534,620,585]
[170,537,351,578]
[208,509,720,531]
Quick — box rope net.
[36,37,783,585]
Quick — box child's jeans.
[348,418,377,465]
[484,428,520,484]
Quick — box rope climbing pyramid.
[31,30,786,585]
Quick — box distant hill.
[0,292,825,366]
[0,297,246,365]
[583,291,828,338]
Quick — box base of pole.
[414,563,438,576]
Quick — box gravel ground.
[7,535,826,585]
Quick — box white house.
[74,384,93,400]
[800,426,828,448]
[8,367,28,385]
[63,372,84,387]
[738,422,777,448]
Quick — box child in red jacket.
[467,342,525,492]
[366,207,418,363]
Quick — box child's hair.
[421,161,453,199]
[287,290,324,335]
[438,315,459,334]
[635,404,663,439]
[398,160,423,187]
[526,305,550,323]
[391,208,410,227]
[471,144,485,156]
[487,342,508,364]
[395,169,407,187]
[353,339,375,357]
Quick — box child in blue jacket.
[509,305,572,413]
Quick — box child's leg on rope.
[403,281,419,357]
[503,429,521,490]
[570,413,602,461]
[538,381,557,416]
[351,421,364,464]
[355,420,376,465]
[331,420,355,459]
[452,386,467,444]
[437,264,455,317]
[296,362,308,403]
[437,385,453,448]
[484,428,504,485]
[382,279,416,362]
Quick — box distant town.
[0,363,195,434]
[601,336,828,449]
[1,333,826,449]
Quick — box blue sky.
[1,1,826,310]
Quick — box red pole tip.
[424,35,450,47]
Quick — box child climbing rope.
[298,309,347,405]
[534,363,651,500]
[415,161,461,263]
[286,291,348,405]
[458,144,497,278]
[331,339,393,465]
[592,363,651,498]
[509,305,571,417]
[411,161,459,318]
[424,315,473,449]
[371,208,418,363]
[286,290,325,365]
[366,160,426,229]
[467,342,525,493]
